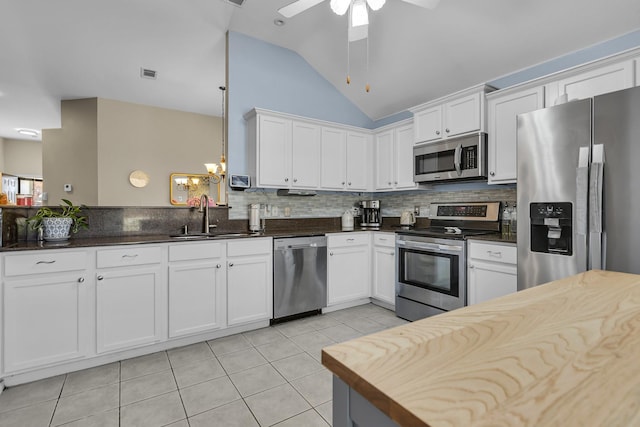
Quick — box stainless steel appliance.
[359,200,381,228]
[395,202,501,321]
[517,86,640,289]
[273,236,327,322]
[413,132,487,183]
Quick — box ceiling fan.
[278,0,441,92]
[278,0,441,19]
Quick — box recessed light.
[16,128,40,137]
[274,19,285,26]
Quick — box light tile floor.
[0,303,408,427]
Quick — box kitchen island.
[322,270,640,426]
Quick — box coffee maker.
[359,200,381,228]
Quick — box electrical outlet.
[414,206,420,216]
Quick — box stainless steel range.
[395,202,501,321]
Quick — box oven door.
[396,237,466,311]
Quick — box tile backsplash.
[227,185,516,220]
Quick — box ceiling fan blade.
[401,0,440,9]
[278,0,327,18]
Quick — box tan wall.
[3,138,43,178]
[42,98,99,206]
[96,99,221,206]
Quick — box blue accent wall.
[489,29,640,89]
[228,31,374,176]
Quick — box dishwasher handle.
[277,243,327,251]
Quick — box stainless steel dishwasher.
[273,236,327,322]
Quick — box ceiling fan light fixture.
[351,0,368,27]
[366,0,385,11]
[330,0,351,15]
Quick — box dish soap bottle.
[510,203,517,237]
[501,202,511,237]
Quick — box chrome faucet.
[198,194,217,234]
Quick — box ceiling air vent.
[226,0,244,7]
[140,67,157,80]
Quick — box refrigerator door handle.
[589,144,605,270]
[575,146,590,273]
[454,143,462,176]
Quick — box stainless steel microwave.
[413,132,487,183]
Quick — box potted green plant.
[28,199,88,241]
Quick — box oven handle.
[397,241,463,253]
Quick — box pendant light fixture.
[204,85,227,205]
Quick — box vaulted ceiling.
[1,0,639,140]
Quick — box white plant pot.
[42,217,73,241]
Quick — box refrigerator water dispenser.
[530,203,573,256]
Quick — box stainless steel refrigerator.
[517,85,640,290]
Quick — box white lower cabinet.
[227,238,273,326]
[168,242,226,338]
[3,250,90,373]
[95,246,164,354]
[327,233,370,306]
[467,240,517,305]
[371,233,396,306]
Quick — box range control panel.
[429,202,500,222]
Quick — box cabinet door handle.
[348,182,352,186]
[229,263,234,267]
[329,252,334,256]
[216,264,222,268]
[487,250,502,257]
[445,128,450,133]
[36,260,56,264]
[389,251,395,256]
[284,178,289,182]
[293,178,297,183]
[347,238,355,242]
[388,182,392,185]
[469,264,475,269]
[97,275,104,280]
[394,181,398,185]
[341,182,345,185]
[490,171,495,176]
[78,277,85,283]
[122,254,138,259]
[436,130,440,135]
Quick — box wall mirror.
[170,173,221,206]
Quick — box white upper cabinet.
[545,60,635,106]
[256,114,292,188]
[410,85,493,144]
[320,127,370,191]
[249,112,321,189]
[413,106,442,143]
[375,121,416,191]
[320,127,347,190]
[291,121,321,188]
[443,92,482,137]
[248,109,369,192]
[487,85,545,184]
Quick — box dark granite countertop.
[0,221,514,252]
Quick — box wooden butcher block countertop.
[321,270,640,427]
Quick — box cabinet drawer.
[4,250,88,276]
[227,238,272,257]
[97,246,162,268]
[327,232,369,247]
[169,241,224,262]
[373,233,395,248]
[468,241,517,265]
